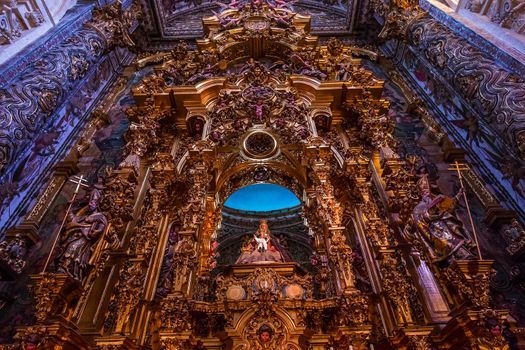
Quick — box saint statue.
[56,199,108,281]
[405,176,475,263]
[235,220,292,264]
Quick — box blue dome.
[224,184,300,212]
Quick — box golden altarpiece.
[1,2,520,350]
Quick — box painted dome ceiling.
[141,0,364,39]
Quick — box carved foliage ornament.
[160,297,193,332]
[103,259,147,334]
[0,235,27,273]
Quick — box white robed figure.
[254,233,269,252]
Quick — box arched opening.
[223,183,301,212]
[215,183,313,272]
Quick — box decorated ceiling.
[141,0,361,39]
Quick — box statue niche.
[236,219,293,264]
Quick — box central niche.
[215,184,313,270]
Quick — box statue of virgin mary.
[235,220,292,264]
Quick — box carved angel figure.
[56,199,108,281]
[244,323,289,350]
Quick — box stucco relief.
[463,0,525,34]
[407,15,525,161]
[0,0,139,175]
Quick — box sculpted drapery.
[55,199,108,281]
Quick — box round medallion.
[284,283,304,299]
[243,131,278,159]
[226,285,246,300]
[244,16,270,31]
